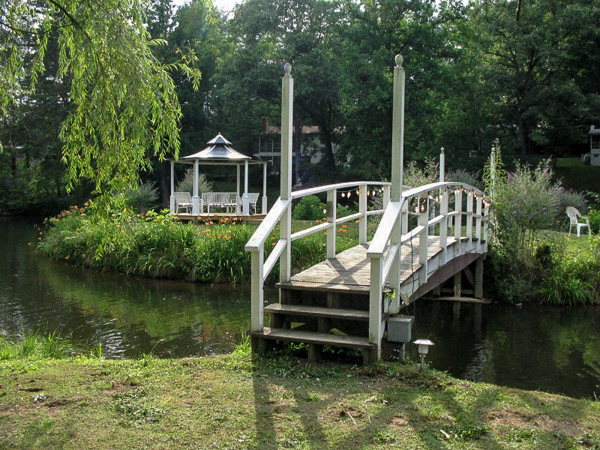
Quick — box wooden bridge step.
[253,327,373,349]
[265,303,370,321]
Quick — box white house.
[254,120,341,175]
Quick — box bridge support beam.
[475,256,484,299]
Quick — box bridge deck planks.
[279,236,459,294]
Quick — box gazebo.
[169,133,269,216]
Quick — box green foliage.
[588,210,600,234]
[538,237,600,306]
[38,208,346,283]
[123,182,160,214]
[175,168,213,195]
[0,332,70,360]
[336,203,355,218]
[487,148,598,304]
[446,169,482,191]
[494,161,560,250]
[1,0,201,207]
[292,195,326,221]
[403,158,439,188]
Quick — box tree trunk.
[518,114,529,155]
[321,127,337,175]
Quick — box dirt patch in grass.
[487,408,583,437]
[1,354,599,449]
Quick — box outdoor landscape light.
[413,338,434,368]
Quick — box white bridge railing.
[366,181,490,355]
[245,181,391,332]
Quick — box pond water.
[1,219,599,399]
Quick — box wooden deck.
[278,236,461,295]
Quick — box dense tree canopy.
[1,0,199,208]
[1,0,599,214]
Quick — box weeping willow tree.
[0,0,200,206]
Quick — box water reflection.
[1,218,599,398]
[0,218,276,358]
[410,301,600,398]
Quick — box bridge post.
[250,247,264,331]
[327,189,337,258]
[475,256,484,299]
[359,185,367,244]
[390,54,405,203]
[440,187,448,264]
[466,191,473,250]
[369,256,383,361]
[475,195,482,251]
[279,63,294,285]
[383,185,390,208]
[454,189,463,252]
[419,196,429,284]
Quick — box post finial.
[440,147,445,154]
[284,63,292,74]
[395,54,403,68]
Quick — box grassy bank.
[0,348,599,449]
[37,208,373,284]
[554,158,600,193]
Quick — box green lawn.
[1,351,600,449]
[536,230,594,255]
[554,158,600,193]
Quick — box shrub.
[292,195,326,220]
[555,187,587,226]
[446,169,483,190]
[38,208,341,284]
[539,237,600,306]
[336,203,355,218]
[124,181,160,213]
[588,210,600,234]
[493,161,560,252]
[485,152,598,305]
[403,158,438,188]
[176,168,212,195]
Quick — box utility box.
[387,315,414,343]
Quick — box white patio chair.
[174,192,193,214]
[566,207,591,238]
[237,193,260,214]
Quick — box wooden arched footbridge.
[245,56,491,363]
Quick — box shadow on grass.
[250,350,598,449]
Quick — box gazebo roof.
[182,133,251,162]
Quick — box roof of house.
[589,126,600,136]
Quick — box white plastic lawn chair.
[174,192,193,214]
[566,207,591,238]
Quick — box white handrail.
[367,200,403,257]
[402,181,487,200]
[291,181,390,200]
[245,198,290,251]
